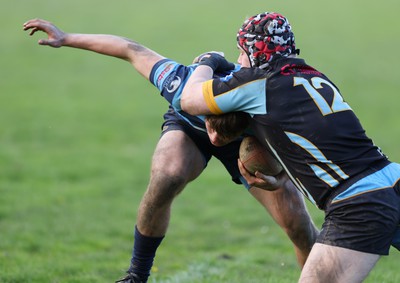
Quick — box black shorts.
[161,107,249,188]
[318,163,400,255]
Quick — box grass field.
[2,0,400,282]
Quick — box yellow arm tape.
[202,80,223,114]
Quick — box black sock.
[128,226,165,281]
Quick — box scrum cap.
[237,12,299,68]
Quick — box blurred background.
[1,0,400,282]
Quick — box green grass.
[2,0,400,282]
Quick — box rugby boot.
[115,272,145,283]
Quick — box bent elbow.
[181,85,212,116]
[181,94,201,116]
[180,90,195,114]
[180,92,189,112]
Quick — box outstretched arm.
[23,18,165,80]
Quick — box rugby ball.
[239,136,283,176]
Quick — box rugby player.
[181,12,400,283]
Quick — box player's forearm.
[62,33,164,79]
[181,65,214,115]
[62,33,134,61]
[24,18,164,79]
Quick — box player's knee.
[282,211,318,246]
[149,170,188,199]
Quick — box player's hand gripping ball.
[239,136,283,176]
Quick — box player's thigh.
[299,243,379,283]
[152,130,205,182]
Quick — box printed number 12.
[294,77,351,115]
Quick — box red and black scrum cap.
[237,12,299,68]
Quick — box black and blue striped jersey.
[202,57,388,208]
[149,58,241,133]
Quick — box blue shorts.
[318,162,400,255]
[161,107,249,189]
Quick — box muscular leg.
[126,130,205,282]
[299,243,380,283]
[249,182,319,268]
[137,130,205,236]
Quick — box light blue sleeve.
[213,78,268,116]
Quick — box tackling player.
[181,12,400,283]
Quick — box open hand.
[23,18,66,48]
